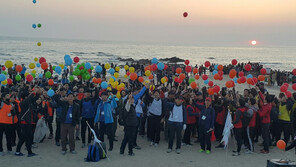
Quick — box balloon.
[115,66,120,72]
[205,61,211,68]
[176,68,182,74]
[45,71,52,79]
[34,57,38,62]
[37,42,41,46]
[151,58,158,64]
[7,78,12,85]
[202,75,208,80]
[64,54,70,60]
[233,77,238,83]
[174,77,179,83]
[208,88,214,95]
[55,66,62,74]
[130,73,138,81]
[85,62,91,70]
[38,73,43,79]
[213,85,220,93]
[239,71,244,77]
[226,81,233,88]
[36,63,41,67]
[217,65,223,71]
[276,140,286,150]
[145,70,151,76]
[69,75,74,82]
[292,83,296,91]
[189,77,195,84]
[138,77,144,83]
[124,65,129,70]
[48,79,54,86]
[260,68,267,75]
[204,79,209,85]
[157,63,165,70]
[15,65,22,73]
[41,62,48,70]
[148,75,154,80]
[193,68,198,74]
[129,67,135,73]
[191,82,197,89]
[73,69,81,76]
[185,60,190,65]
[183,12,188,17]
[108,68,115,75]
[161,77,166,84]
[65,57,73,66]
[179,73,186,80]
[39,57,46,64]
[244,64,252,71]
[32,24,37,29]
[185,66,192,73]
[232,59,238,65]
[31,70,36,74]
[104,63,110,69]
[15,74,21,81]
[126,71,130,76]
[37,23,42,28]
[114,72,119,78]
[285,91,292,98]
[1,80,7,85]
[229,69,237,79]
[32,0,36,4]
[214,74,220,80]
[164,64,168,70]
[195,75,200,80]
[83,74,91,80]
[26,74,33,82]
[97,78,102,84]
[101,81,108,89]
[214,64,218,70]
[73,56,79,63]
[240,77,246,83]
[208,81,214,87]
[283,83,289,88]
[5,60,13,68]
[293,69,296,76]
[95,66,102,73]
[59,64,64,70]
[28,63,35,69]
[247,74,253,79]
[212,70,218,75]
[47,89,55,97]
[280,85,288,92]
[0,74,6,82]
[258,75,265,81]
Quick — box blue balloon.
[247,74,253,79]
[214,64,218,70]
[204,79,209,84]
[64,66,68,70]
[111,76,116,81]
[85,62,91,70]
[101,81,108,89]
[157,62,165,70]
[108,68,115,75]
[64,54,70,60]
[151,58,158,64]
[95,66,102,73]
[32,24,37,29]
[38,73,43,78]
[0,74,6,82]
[65,57,73,66]
[233,77,238,83]
[47,89,55,97]
[36,63,41,67]
[212,70,218,75]
[32,0,36,4]
[55,66,62,74]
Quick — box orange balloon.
[92,77,97,83]
[48,79,54,86]
[217,65,223,71]
[208,88,214,95]
[193,68,198,74]
[176,68,182,74]
[164,76,168,82]
[229,69,237,79]
[194,75,200,80]
[276,140,286,150]
[97,78,102,84]
[148,75,154,80]
[41,62,48,70]
[190,82,197,89]
[214,74,220,80]
[138,77,144,82]
[179,73,186,80]
[15,65,23,73]
[258,75,265,81]
[225,81,233,88]
[144,66,151,71]
[130,72,138,81]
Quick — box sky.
[0,0,295,46]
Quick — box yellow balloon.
[124,74,128,78]
[59,64,64,69]
[129,67,135,73]
[119,83,125,88]
[124,65,129,70]
[150,85,155,90]
[161,78,166,84]
[29,63,36,69]
[37,42,41,46]
[107,87,112,91]
[1,80,7,85]
[145,70,151,76]
[24,72,29,77]
[115,66,120,72]
[116,91,121,98]
[111,82,117,88]
[114,72,119,78]
[5,60,13,68]
[109,78,115,83]
[105,63,110,70]
[144,80,150,85]
[34,57,38,62]
[32,70,36,74]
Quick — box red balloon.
[174,77,179,83]
[217,65,223,71]
[41,62,48,70]
[193,68,198,74]
[138,77,144,83]
[229,69,237,79]
[16,65,22,73]
[213,85,220,93]
[277,140,286,150]
[260,68,267,75]
[7,78,12,85]
[283,83,289,88]
[39,57,46,64]
[126,71,130,76]
[179,73,186,80]
[148,75,154,80]
[190,82,197,89]
[185,66,192,73]
[205,61,211,68]
[185,60,190,65]
[176,68,182,74]
[244,64,252,71]
[253,77,258,84]
[247,78,255,85]
[79,66,84,70]
[214,74,220,80]
[202,75,208,80]
[97,78,102,84]
[285,91,292,98]
[280,85,288,92]
[2,66,6,71]
[88,69,92,73]
[48,79,54,86]
[74,57,80,63]
[232,59,238,65]
[258,75,265,81]
[208,81,214,87]
[130,72,138,81]
[26,74,33,82]
[208,88,214,95]
[219,76,223,81]
[151,64,157,71]
[164,64,168,70]
[194,75,200,80]
[238,71,244,77]
[293,69,296,76]
[225,81,233,88]
[240,76,246,83]
[183,12,188,17]
[292,83,296,91]
[218,70,224,76]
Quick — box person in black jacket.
[54,93,80,155]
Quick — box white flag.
[221,111,233,149]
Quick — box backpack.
[96,142,107,159]
[85,144,100,162]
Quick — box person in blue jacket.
[94,91,117,151]
[196,97,215,154]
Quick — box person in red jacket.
[258,91,273,154]
[183,96,199,145]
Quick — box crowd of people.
[1,59,296,159]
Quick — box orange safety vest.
[0,103,13,124]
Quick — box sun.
[251,40,257,45]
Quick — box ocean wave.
[0,53,12,57]
[71,52,87,55]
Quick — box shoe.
[176,149,181,154]
[128,152,135,156]
[199,149,205,153]
[150,142,154,146]
[108,148,113,151]
[154,143,158,147]
[261,150,269,154]
[15,152,24,156]
[206,150,211,154]
[81,143,86,148]
[134,146,141,150]
[70,151,77,154]
[76,137,80,141]
[61,151,67,155]
[48,134,53,139]
[245,150,253,154]
[56,142,60,146]
[167,149,172,153]
[232,152,240,156]
[27,153,37,157]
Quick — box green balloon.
[32,73,36,78]
[45,71,52,78]
[52,66,56,71]
[82,74,90,80]
[91,66,94,70]
[15,74,21,81]
[81,63,85,67]
[69,75,74,82]
[2,71,7,75]
[38,23,42,28]
[189,77,195,84]
[74,69,81,76]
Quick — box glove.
[183,124,187,130]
